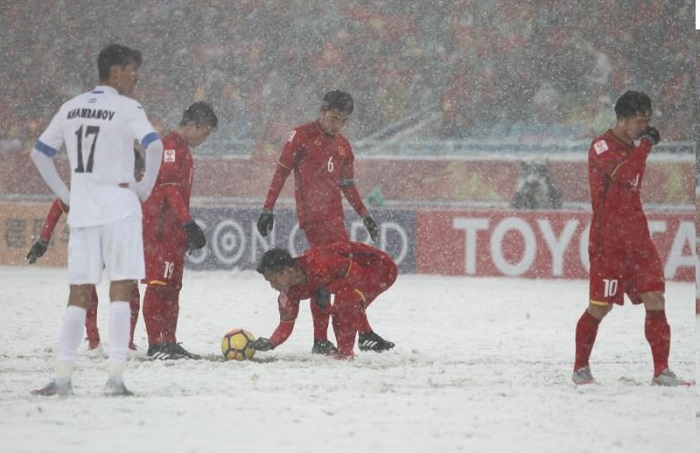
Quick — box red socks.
[645,310,670,376]
[143,285,180,346]
[310,298,331,342]
[574,310,600,371]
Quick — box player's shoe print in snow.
[651,369,691,387]
[571,367,596,385]
[358,331,395,352]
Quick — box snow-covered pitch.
[0,266,695,452]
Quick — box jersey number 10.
[74,125,100,173]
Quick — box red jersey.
[262,121,368,229]
[588,130,652,252]
[142,131,194,248]
[268,242,397,346]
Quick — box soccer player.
[572,90,689,386]
[141,102,217,360]
[256,90,393,354]
[27,150,145,351]
[30,43,163,396]
[254,242,397,359]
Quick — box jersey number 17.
[74,125,100,173]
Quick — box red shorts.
[144,240,186,290]
[589,239,665,305]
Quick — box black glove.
[314,287,331,309]
[257,210,274,237]
[640,126,660,145]
[363,216,379,242]
[254,337,274,351]
[183,220,206,251]
[26,240,49,264]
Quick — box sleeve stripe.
[34,140,58,157]
[141,132,160,149]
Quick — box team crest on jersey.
[338,145,347,157]
[593,140,609,155]
[164,149,176,162]
[287,130,297,143]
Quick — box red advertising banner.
[416,209,696,282]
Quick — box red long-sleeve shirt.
[38,198,67,242]
[142,131,194,247]
[588,129,652,252]
[262,121,368,229]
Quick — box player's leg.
[33,226,101,396]
[158,285,200,359]
[303,223,347,353]
[330,292,362,359]
[354,249,398,352]
[572,250,619,385]
[102,216,144,395]
[128,283,140,350]
[632,244,688,386]
[142,241,197,359]
[84,287,100,350]
[143,284,166,351]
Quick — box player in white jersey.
[30,44,164,396]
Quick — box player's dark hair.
[256,248,296,274]
[98,44,142,81]
[321,90,354,114]
[614,90,652,119]
[180,102,219,128]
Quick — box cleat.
[311,339,337,355]
[147,344,185,360]
[358,331,395,352]
[651,369,691,387]
[165,342,201,360]
[572,366,596,385]
[31,380,73,396]
[103,379,133,396]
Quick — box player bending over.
[254,242,397,359]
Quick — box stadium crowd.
[0,0,695,157]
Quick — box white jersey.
[35,85,159,227]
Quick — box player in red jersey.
[572,90,689,386]
[141,102,217,360]
[256,90,393,354]
[253,242,397,359]
[27,202,140,351]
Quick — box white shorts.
[68,216,145,285]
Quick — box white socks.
[108,301,131,382]
[55,305,86,382]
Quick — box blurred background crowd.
[0,0,695,158]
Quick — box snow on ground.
[0,266,695,453]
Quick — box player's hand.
[253,337,274,351]
[257,210,274,237]
[183,220,206,251]
[363,216,379,242]
[640,126,660,146]
[314,287,331,309]
[26,240,49,264]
